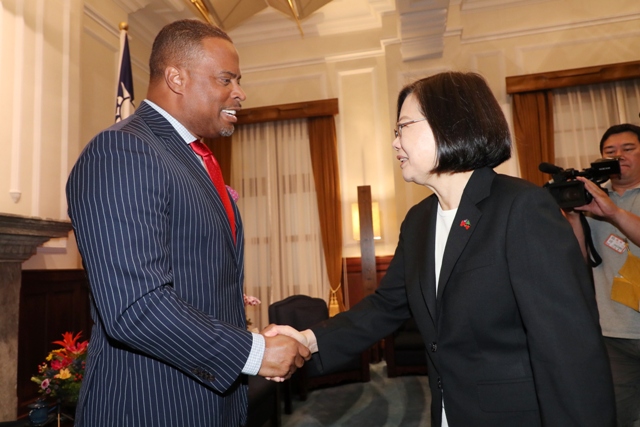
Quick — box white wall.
[2,0,639,268]
[0,0,82,268]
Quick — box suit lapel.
[136,103,239,256]
[436,202,481,303]
[436,168,495,306]
[418,197,439,325]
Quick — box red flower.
[50,355,72,371]
[32,331,88,404]
[53,331,88,356]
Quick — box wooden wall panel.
[17,269,91,415]
[344,255,393,308]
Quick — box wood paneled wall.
[343,256,393,308]
[18,270,92,415]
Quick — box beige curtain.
[553,79,640,170]
[231,119,330,330]
[218,100,342,326]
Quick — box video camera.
[539,158,620,209]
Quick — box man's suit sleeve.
[66,130,253,393]
[506,186,615,426]
[311,227,412,372]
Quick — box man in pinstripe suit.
[66,19,309,427]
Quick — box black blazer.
[312,167,615,426]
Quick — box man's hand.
[573,176,640,248]
[257,334,310,380]
[573,177,619,218]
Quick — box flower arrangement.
[244,293,261,329]
[31,331,88,405]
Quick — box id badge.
[605,234,627,254]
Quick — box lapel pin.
[460,219,471,230]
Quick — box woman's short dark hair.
[397,71,511,174]
[599,123,640,153]
[149,19,233,81]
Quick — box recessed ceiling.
[119,0,457,62]
[121,0,396,46]
[201,0,333,31]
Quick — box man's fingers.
[298,342,311,361]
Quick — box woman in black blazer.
[268,71,615,426]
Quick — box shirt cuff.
[241,332,265,376]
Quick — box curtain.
[506,60,640,184]
[511,91,555,186]
[204,136,232,183]
[231,119,330,330]
[553,79,640,170]
[308,116,345,314]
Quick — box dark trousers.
[604,337,640,427]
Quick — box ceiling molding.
[161,0,187,12]
[111,0,153,14]
[240,46,386,74]
[461,11,640,44]
[461,0,550,13]
[83,4,120,39]
[228,9,309,45]
[325,47,385,63]
[396,0,449,61]
[368,0,396,14]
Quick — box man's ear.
[164,66,186,94]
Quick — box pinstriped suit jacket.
[66,102,252,427]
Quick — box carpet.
[281,361,431,427]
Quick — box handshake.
[257,325,319,381]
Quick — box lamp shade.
[266,0,333,19]
[202,0,268,30]
[200,0,333,30]
[352,202,381,241]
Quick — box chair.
[246,375,281,427]
[383,317,428,378]
[268,295,370,414]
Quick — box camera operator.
[565,123,640,427]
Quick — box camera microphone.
[538,162,564,175]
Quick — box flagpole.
[115,22,135,123]
[117,22,128,77]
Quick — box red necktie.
[190,140,236,243]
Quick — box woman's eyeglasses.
[394,118,427,138]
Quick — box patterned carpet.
[281,362,431,427]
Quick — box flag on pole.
[115,22,135,122]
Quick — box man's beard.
[219,125,235,137]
